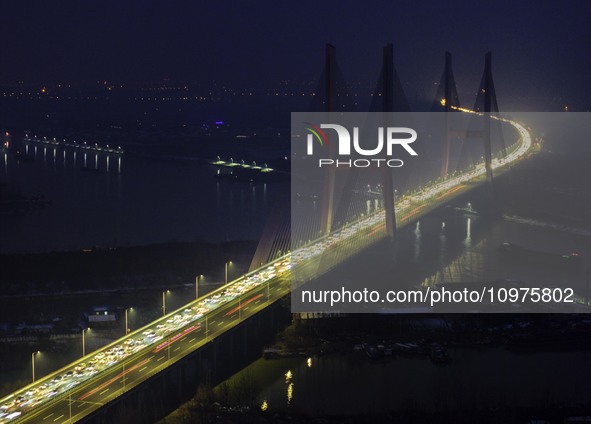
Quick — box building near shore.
[86,306,117,327]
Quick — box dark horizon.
[1,1,590,110]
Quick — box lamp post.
[31,351,39,383]
[195,275,203,300]
[225,261,232,285]
[125,307,133,335]
[82,328,88,357]
[162,290,170,316]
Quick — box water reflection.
[21,142,123,174]
[287,382,294,406]
[248,348,591,416]
[419,215,591,292]
[0,149,279,252]
[465,217,472,245]
[414,221,421,261]
[439,221,446,265]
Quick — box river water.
[2,140,590,296]
[234,348,591,416]
[0,143,281,253]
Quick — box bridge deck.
[0,113,533,424]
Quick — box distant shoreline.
[0,240,257,295]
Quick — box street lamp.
[162,290,170,316]
[225,261,232,285]
[195,275,203,300]
[125,307,133,335]
[31,351,39,383]
[82,328,89,357]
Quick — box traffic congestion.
[0,113,532,423]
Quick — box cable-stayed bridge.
[0,44,536,424]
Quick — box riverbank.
[160,314,591,423]
[0,240,256,337]
[161,403,591,424]
[0,240,258,392]
[0,240,256,295]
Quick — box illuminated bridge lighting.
[0,110,534,424]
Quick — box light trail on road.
[0,112,533,424]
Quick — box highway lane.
[2,256,292,421]
[6,218,397,423]
[17,276,292,424]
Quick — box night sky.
[1,0,590,108]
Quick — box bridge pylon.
[432,52,461,179]
[319,44,337,235]
[481,52,498,184]
[455,51,505,188]
[380,43,409,239]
